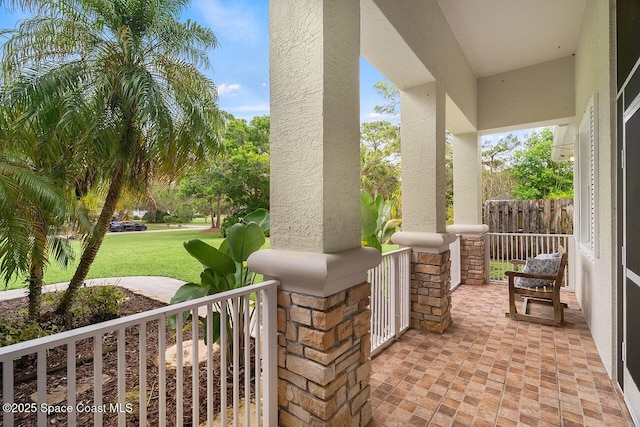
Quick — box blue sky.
[0,0,391,123]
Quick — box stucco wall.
[269,1,361,253]
[573,0,617,378]
[478,56,576,131]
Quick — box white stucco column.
[252,4,379,425]
[452,132,482,224]
[269,0,361,254]
[400,81,447,233]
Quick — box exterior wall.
[478,56,576,131]
[573,0,617,377]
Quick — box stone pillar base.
[448,224,489,286]
[391,232,456,334]
[410,250,452,333]
[277,283,372,427]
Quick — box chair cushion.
[535,252,560,260]
[517,257,561,288]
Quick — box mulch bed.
[0,288,256,426]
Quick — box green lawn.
[3,229,227,291]
[2,231,400,292]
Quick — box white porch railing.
[368,247,411,357]
[450,235,462,291]
[0,280,278,427]
[485,232,574,289]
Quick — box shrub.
[221,213,242,237]
[142,210,169,223]
[71,286,126,323]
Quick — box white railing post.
[262,284,278,427]
[390,253,399,338]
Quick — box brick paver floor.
[368,283,634,426]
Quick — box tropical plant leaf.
[168,282,208,329]
[183,239,235,277]
[381,219,402,245]
[201,311,221,345]
[360,189,377,236]
[226,222,265,263]
[243,208,270,234]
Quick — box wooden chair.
[505,246,568,326]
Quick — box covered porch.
[369,284,633,426]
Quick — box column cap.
[391,231,457,253]
[247,247,381,297]
[447,224,489,237]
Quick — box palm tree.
[1,0,222,316]
[0,153,73,320]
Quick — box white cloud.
[192,0,260,44]
[218,83,241,96]
[261,83,267,87]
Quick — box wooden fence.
[483,199,574,234]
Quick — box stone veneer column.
[249,248,381,426]
[392,232,456,333]
[448,224,490,286]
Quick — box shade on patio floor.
[368,284,634,426]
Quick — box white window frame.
[576,94,599,258]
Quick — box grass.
[2,230,400,292]
[3,229,227,291]
[489,260,512,281]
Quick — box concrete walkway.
[0,276,186,304]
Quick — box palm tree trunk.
[27,265,44,321]
[216,193,222,229]
[28,212,48,321]
[55,163,126,315]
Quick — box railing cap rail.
[0,279,279,359]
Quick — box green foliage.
[71,286,126,323]
[511,129,574,200]
[179,115,270,228]
[0,285,123,347]
[360,121,401,203]
[221,213,242,237]
[373,81,400,116]
[170,209,270,346]
[360,190,402,252]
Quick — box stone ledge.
[248,247,381,297]
[446,224,489,237]
[391,231,457,253]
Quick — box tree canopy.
[0,0,223,316]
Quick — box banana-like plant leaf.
[227,222,265,263]
[243,208,270,234]
[381,218,402,245]
[183,239,235,277]
[168,282,208,329]
[360,190,377,236]
[202,311,221,345]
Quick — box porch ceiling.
[437,0,587,78]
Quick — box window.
[577,94,599,257]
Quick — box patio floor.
[368,283,634,427]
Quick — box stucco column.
[269,0,360,254]
[254,2,379,426]
[449,132,489,285]
[396,82,454,332]
[400,81,447,233]
[452,132,482,224]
